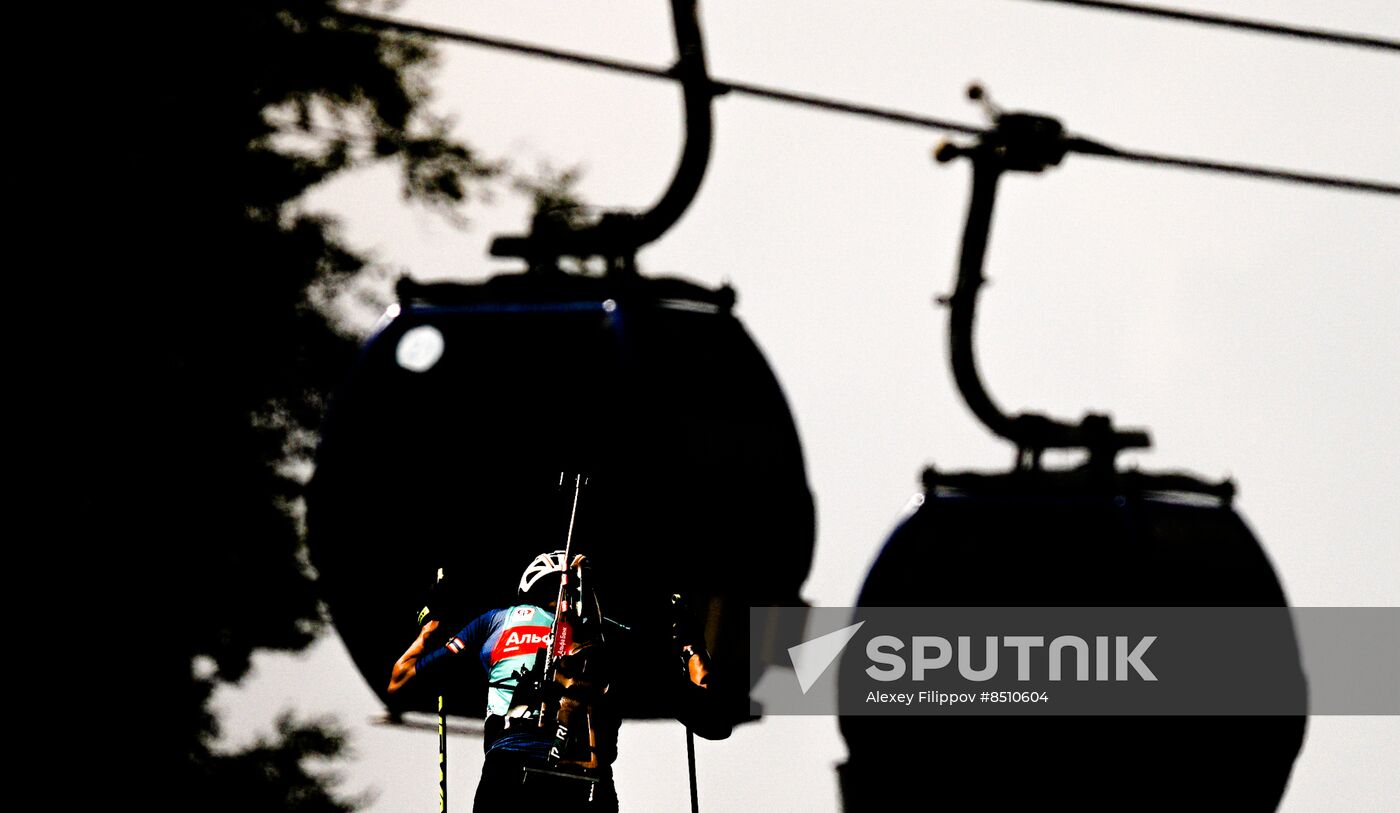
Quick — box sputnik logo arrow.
[788,621,865,694]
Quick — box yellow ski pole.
[438,694,447,812]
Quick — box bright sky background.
[216,2,1399,810]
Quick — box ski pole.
[687,728,699,813]
[420,565,448,812]
[438,693,447,813]
[671,593,704,812]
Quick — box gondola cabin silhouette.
[838,100,1306,811]
[309,0,813,727]
[308,273,815,723]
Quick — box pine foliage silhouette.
[76,2,493,805]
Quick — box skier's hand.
[417,568,452,626]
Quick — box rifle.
[543,473,584,689]
[544,473,594,766]
[508,473,607,770]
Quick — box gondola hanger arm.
[489,0,718,271]
[935,86,1151,471]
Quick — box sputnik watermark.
[865,635,1157,682]
[754,606,1400,716]
[866,690,1051,705]
[788,621,865,694]
[788,625,1155,696]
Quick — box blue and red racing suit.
[416,603,611,760]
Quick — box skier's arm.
[674,641,733,740]
[388,619,440,693]
[670,597,734,740]
[388,613,490,693]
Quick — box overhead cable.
[1067,138,1400,195]
[331,11,1400,197]
[1008,0,1400,52]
